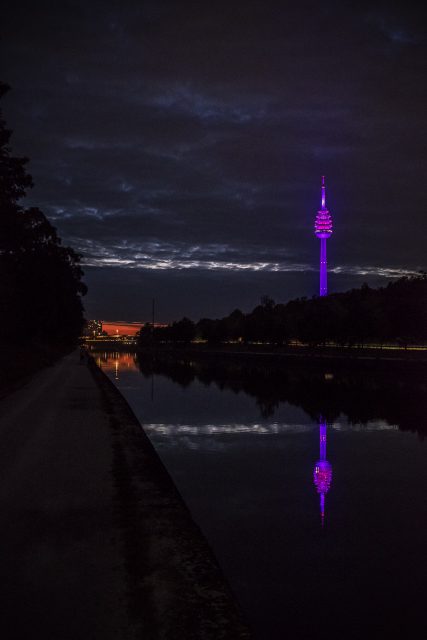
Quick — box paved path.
[0,351,249,640]
[0,351,132,639]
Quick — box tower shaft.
[313,418,332,527]
[320,237,327,296]
[320,420,327,460]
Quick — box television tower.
[315,176,333,296]
[313,418,333,527]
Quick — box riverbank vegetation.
[138,275,427,349]
[0,83,86,388]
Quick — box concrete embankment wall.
[88,356,251,639]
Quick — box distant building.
[84,319,103,337]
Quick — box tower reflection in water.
[313,418,333,527]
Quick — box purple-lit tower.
[313,418,333,527]
[315,176,333,296]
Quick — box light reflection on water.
[94,351,427,640]
[143,421,398,436]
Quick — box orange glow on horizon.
[102,321,143,336]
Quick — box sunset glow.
[102,321,143,336]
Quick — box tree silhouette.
[0,83,86,347]
[138,274,427,348]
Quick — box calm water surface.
[96,351,427,639]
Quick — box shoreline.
[132,343,427,371]
[88,355,251,639]
[86,340,427,365]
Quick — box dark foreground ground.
[0,350,250,640]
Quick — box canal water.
[95,351,427,640]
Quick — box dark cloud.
[1,0,426,320]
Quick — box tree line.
[138,275,427,348]
[0,83,86,349]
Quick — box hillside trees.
[0,83,86,346]
[138,275,427,349]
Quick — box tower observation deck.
[314,176,333,296]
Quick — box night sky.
[1,1,426,322]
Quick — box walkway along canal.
[0,350,250,640]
